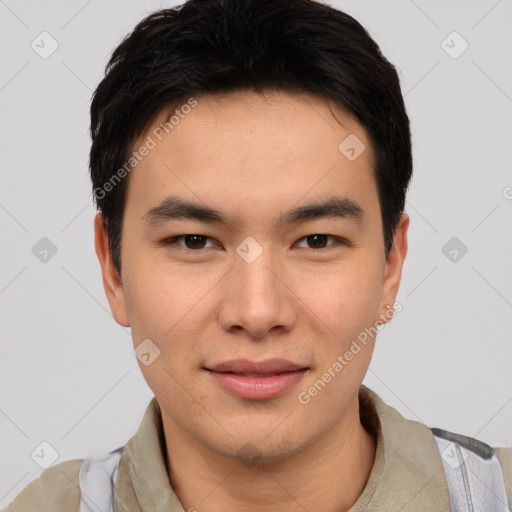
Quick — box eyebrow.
[142,195,365,228]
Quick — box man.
[4,0,511,511]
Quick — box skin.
[95,90,409,512]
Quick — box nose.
[217,243,298,340]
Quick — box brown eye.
[164,234,215,250]
[296,234,344,249]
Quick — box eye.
[163,234,216,250]
[162,233,347,251]
[295,234,346,250]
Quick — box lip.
[206,358,307,374]
[204,359,309,400]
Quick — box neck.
[162,398,376,512]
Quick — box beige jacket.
[4,384,512,511]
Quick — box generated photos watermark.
[93,97,198,201]
[297,301,403,405]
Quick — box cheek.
[295,261,382,335]
[122,243,188,323]
[123,263,215,370]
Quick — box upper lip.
[205,358,308,374]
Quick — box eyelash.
[162,234,348,251]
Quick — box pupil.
[185,235,206,249]
[308,234,327,248]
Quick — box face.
[95,90,408,464]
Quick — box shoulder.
[431,426,499,459]
[496,445,512,507]
[432,426,512,465]
[432,427,512,509]
[2,459,83,512]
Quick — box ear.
[94,211,130,327]
[377,212,409,325]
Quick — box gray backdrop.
[1,0,511,507]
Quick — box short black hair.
[90,0,412,278]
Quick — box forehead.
[125,90,378,223]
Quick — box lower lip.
[206,369,308,400]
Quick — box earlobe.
[376,303,395,327]
[93,212,130,327]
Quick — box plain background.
[1,0,511,507]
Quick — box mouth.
[204,358,309,374]
[209,370,308,377]
[203,359,310,400]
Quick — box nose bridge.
[218,235,297,338]
[235,235,282,303]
